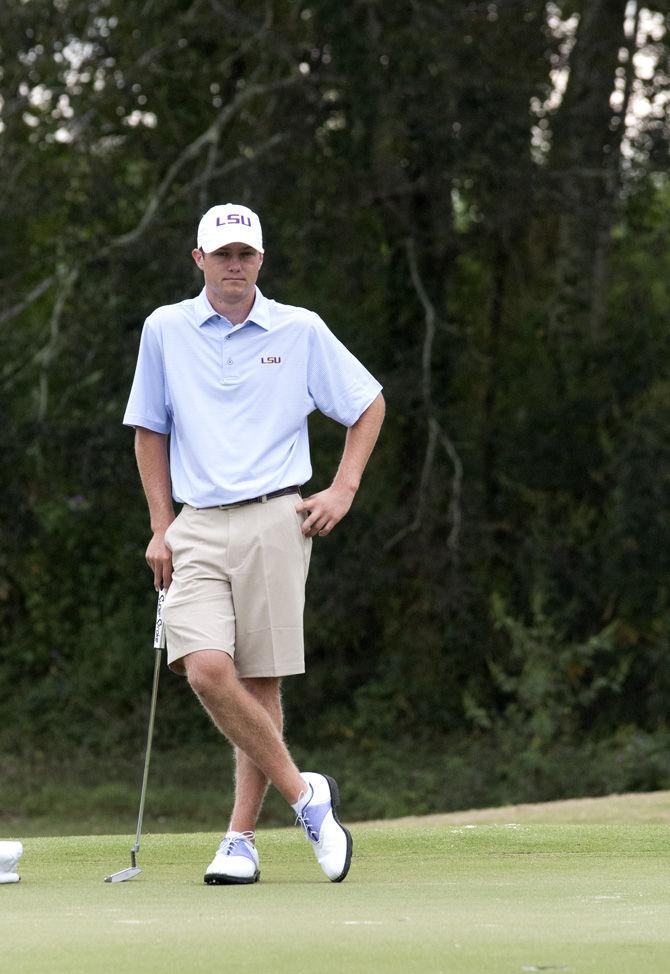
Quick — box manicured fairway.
[2,795,670,974]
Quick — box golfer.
[123,203,384,885]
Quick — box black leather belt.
[215,485,301,510]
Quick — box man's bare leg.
[184,651,304,806]
[228,677,283,834]
[189,651,352,884]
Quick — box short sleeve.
[123,319,171,433]
[307,316,382,427]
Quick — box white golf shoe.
[204,832,260,885]
[0,841,23,884]
[295,773,352,882]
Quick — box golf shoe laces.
[295,785,325,843]
[217,831,256,856]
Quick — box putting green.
[2,798,670,973]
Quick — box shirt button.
[225,335,231,341]
[227,358,233,365]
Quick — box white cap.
[197,204,264,254]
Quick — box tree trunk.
[548,0,629,348]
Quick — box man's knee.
[184,650,235,699]
[241,676,281,700]
[241,677,283,728]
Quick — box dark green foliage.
[2,0,670,814]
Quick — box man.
[123,203,384,885]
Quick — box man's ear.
[191,247,205,270]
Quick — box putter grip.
[154,588,167,649]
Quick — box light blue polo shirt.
[123,287,382,507]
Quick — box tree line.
[2,0,670,807]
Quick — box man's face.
[192,242,263,307]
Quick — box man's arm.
[296,392,385,538]
[134,427,176,590]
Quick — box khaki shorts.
[162,493,312,678]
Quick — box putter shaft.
[104,590,166,883]
[131,644,162,859]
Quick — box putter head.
[104,866,142,883]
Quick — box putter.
[104,588,166,883]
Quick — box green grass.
[2,793,670,973]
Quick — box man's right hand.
[145,530,174,591]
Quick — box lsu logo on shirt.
[261,356,282,364]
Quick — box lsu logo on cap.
[216,213,252,227]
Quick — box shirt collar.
[193,286,271,331]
